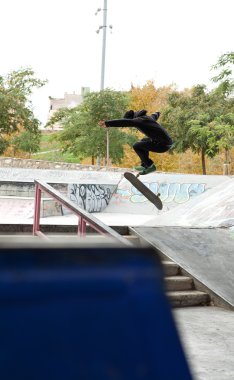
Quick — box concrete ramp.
[105,173,230,215]
[143,177,234,228]
[100,173,233,228]
[134,227,234,308]
[1,170,233,229]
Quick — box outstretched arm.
[99,118,141,128]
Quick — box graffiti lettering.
[68,184,116,212]
[117,182,206,204]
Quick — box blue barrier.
[0,246,193,380]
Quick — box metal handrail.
[33,180,131,246]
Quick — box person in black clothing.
[99,109,173,174]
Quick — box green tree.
[162,85,233,174]
[10,130,41,157]
[46,89,136,165]
[187,116,220,174]
[212,113,234,166]
[211,52,234,95]
[0,67,46,155]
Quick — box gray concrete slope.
[134,226,234,308]
[96,174,233,228]
[105,172,230,215]
[143,177,234,228]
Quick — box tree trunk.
[201,149,206,175]
[223,148,230,175]
[91,155,94,165]
[225,148,230,163]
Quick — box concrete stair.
[162,260,210,308]
[167,290,210,307]
[0,228,211,309]
[162,260,180,276]
[123,235,211,308]
[164,276,193,291]
[82,233,212,308]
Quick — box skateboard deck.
[124,172,163,210]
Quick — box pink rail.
[33,180,131,245]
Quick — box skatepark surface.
[135,226,234,307]
[0,168,234,379]
[1,169,233,227]
[174,306,234,380]
[1,169,234,306]
[98,172,234,228]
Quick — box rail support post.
[33,184,42,235]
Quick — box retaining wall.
[0,157,125,171]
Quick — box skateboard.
[124,172,163,210]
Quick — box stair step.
[123,235,140,246]
[167,290,210,307]
[164,276,193,291]
[162,261,180,276]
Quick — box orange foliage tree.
[119,80,176,169]
[129,80,175,113]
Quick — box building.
[47,87,90,130]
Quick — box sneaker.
[139,164,156,175]
[134,165,145,171]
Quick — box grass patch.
[32,132,81,163]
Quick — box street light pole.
[100,0,107,91]
[96,0,111,167]
[101,0,109,167]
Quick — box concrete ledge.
[0,157,128,172]
[0,223,129,235]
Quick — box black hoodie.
[105,114,173,145]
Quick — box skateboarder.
[99,110,173,174]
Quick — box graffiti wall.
[68,184,116,213]
[105,173,229,215]
[117,181,206,204]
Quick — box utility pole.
[96,0,112,167]
[100,0,107,91]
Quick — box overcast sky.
[1,0,233,125]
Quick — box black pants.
[133,138,172,167]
